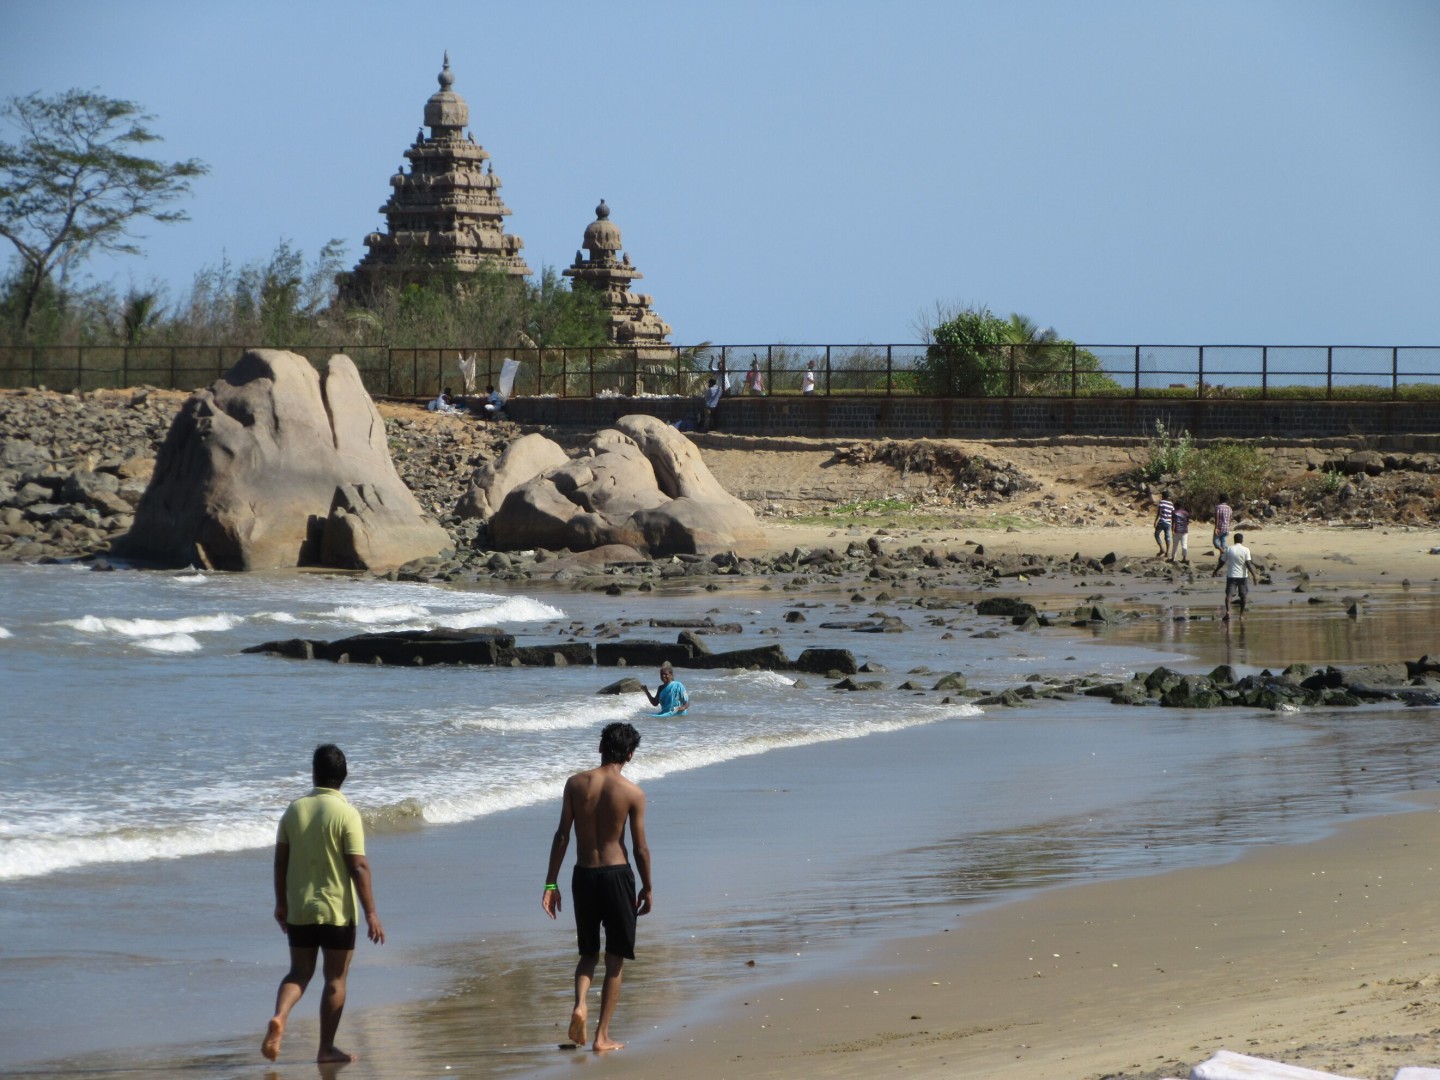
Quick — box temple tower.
[345,54,530,299]
[563,199,673,353]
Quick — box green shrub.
[1180,442,1271,516]
[1142,419,1195,482]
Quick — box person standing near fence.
[743,356,764,395]
[802,360,817,395]
[701,378,722,432]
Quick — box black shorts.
[287,922,356,951]
[572,864,637,960]
[1225,577,1249,602]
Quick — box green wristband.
[544,883,558,891]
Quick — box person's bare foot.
[592,1035,625,1052]
[567,1006,588,1047]
[262,1018,284,1061]
[316,1046,358,1064]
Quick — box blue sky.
[2,1,1437,346]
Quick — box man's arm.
[273,842,290,932]
[629,792,652,917]
[542,780,576,918]
[345,853,385,944]
[1247,557,1259,583]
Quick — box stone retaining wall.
[506,395,1440,443]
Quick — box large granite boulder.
[482,414,765,556]
[119,350,450,571]
[455,432,570,520]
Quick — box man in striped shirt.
[1153,490,1175,558]
[1213,494,1233,557]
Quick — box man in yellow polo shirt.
[262,744,385,1064]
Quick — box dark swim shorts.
[1225,577,1249,602]
[572,863,637,959]
[286,922,357,950]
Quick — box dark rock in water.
[1109,682,1150,706]
[597,678,645,695]
[596,640,693,669]
[246,629,525,666]
[784,610,806,623]
[1160,675,1223,708]
[832,677,883,691]
[896,680,928,691]
[791,648,859,676]
[1073,603,1122,625]
[975,597,1037,618]
[514,644,593,666]
[1398,688,1440,707]
[677,629,711,656]
[1209,664,1239,684]
[859,661,888,673]
[932,672,968,691]
[689,644,791,671]
[1143,666,1186,695]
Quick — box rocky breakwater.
[117,350,451,571]
[0,386,175,561]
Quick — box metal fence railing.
[1,343,1437,402]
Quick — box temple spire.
[563,199,672,352]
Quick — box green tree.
[0,88,207,333]
[914,305,1010,395]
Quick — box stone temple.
[563,200,673,353]
[343,53,530,299]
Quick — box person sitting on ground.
[483,384,506,420]
[642,661,688,715]
[428,387,461,414]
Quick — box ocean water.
[2,562,1439,1075]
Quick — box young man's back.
[542,722,652,1053]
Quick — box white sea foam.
[450,697,642,734]
[421,776,562,825]
[0,627,11,639]
[0,819,276,882]
[723,670,797,689]
[255,611,299,623]
[57,612,243,637]
[135,634,202,653]
[171,573,207,584]
[324,602,432,625]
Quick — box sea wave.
[447,697,643,734]
[135,633,202,653]
[0,819,276,882]
[56,612,244,637]
[0,627,11,639]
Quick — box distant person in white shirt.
[1211,531,1259,621]
[428,387,460,414]
[801,360,817,395]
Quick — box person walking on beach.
[1153,490,1175,558]
[1170,502,1191,562]
[642,661,689,716]
[1213,494,1233,557]
[1211,530,1259,621]
[542,722,653,1053]
[262,744,385,1064]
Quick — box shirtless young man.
[541,722,653,1052]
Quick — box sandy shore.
[614,793,1440,1080]
[570,521,1440,1080]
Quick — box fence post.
[766,344,773,396]
[886,345,893,396]
[170,347,177,390]
[1008,345,1017,397]
[77,346,83,393]
[1133,346,1140,398]
[1392,346,1399,400]
[1261,346,1268,400]
[1326,346,1333,400]
[1070,343,1077,398]
[122,346,129,390]
[1198,346,1207,400]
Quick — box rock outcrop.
[476,414,765,556]
[119,350,450,571]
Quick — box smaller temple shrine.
[563,200,673,354]
[343,54,530,300]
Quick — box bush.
[1141,419,1195,482]
[1180,442,1271,518]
